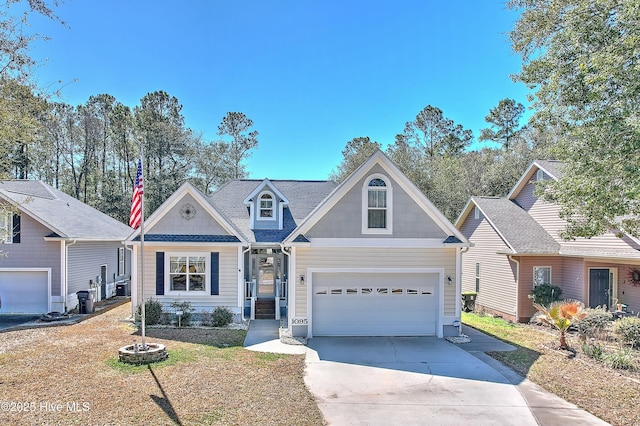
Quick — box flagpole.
[140,145,146,349]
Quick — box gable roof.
[243,178,290,206]
[128,181,246,243]
[284,150,469,245]
[508,160,564,200]
[0,180,131,241]
[456,196,560,255]
[211,179,338,243]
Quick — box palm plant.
[534,300,586,349]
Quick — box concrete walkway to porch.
[243,319,307,354]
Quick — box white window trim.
[361,173,393,235]
[165,252,209,295]
[257,191,276,221]
[533,266,552,287]
[1,212,12,244]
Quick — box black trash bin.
[77,290,94,314]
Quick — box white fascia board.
[125,241,244,248]
[243,179,290,205]
[507,160,560,200]
[309,238,450,248]
[454,198,475,228]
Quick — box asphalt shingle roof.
[0,180,132,240]
[208,180,338,243]
[472,196,560,254]
[133,234,241,243]
[536,160,564,179]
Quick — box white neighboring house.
[0,180,132,314]
[126,150,469,338]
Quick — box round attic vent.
[180,203,197,220]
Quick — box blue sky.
[27,1,528,180]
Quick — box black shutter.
[210,252,219,295]
[156,252,165,295]
[12,214,20,243]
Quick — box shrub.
[135,298,164,325]
[612,316,640,348]
[580,342,604,361]
[574,307,613,340]
[199,309,212,327]
[529,284,563,307]
[603,348,637,371]
[211,306,234,327]
[170,300,193,327]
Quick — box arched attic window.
[362,175,392,234]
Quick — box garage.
[0,270,50,314]
[311,271,439,337]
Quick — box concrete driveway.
[305,337,538,426]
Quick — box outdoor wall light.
[447,276,452,284]
[299,275,305,285]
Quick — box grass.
[463,312,640,426]
[0,302,323,425]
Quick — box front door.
[589,268,610,308]
[257,254,275,298]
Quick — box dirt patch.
[0,302,323,425]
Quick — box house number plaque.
[291,317,308,325]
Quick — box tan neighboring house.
[126,150,470,338]
[455,160,640,322]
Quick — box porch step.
[255,299,276,319]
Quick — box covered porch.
[243,247,289,321]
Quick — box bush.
[580,342,604,361]
[211,306,234,327]
[135,298,163,325]
[575,307,613,340]
[170,300,193,327]
[529,284,562,307]
[612,316,640,348]
[199,309,212,327]
[603,348,637,371]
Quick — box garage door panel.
[312,272,438,336]
[0,271,48,314]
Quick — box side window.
[475,263,480,292]
[533,266,551,287]
[474,206,480,220]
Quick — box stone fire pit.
[118,343,168,364]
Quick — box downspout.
[64,239,77,313]
[241,244,252,321]
[509,255,520,322]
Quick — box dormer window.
[259,193,274,219]
[362,174,392,234]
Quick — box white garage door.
[0,271,49,314]
[312,272,438,336]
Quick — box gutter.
[509,255,520,321]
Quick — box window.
[118,247,126,276]
[475,263,481,292]
[259,193,274,218]
[168,255,206,292]
[536,169,544,181]
[474,206,480,220]
[368,178,387,228]
[533,266,551,287]
[362,174,392,234]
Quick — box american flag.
[129,159,143,229]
